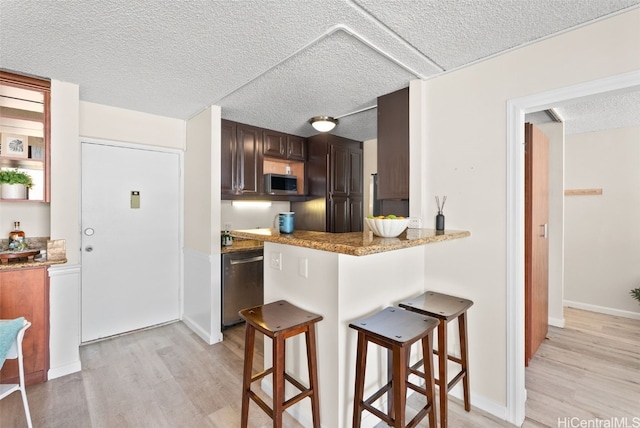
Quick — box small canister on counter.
[278,212,295,234]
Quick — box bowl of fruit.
[365,215,410,238]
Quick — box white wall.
[50,80,81,265]
[220,200,290,230]
[47,79,82,378]
[0,203,50,239]
[183,106,223,344]
[79,101,185,150]
[536,122,565,327]
[564,126,640,318]
[419,7,640,417]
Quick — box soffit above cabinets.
[1,0,638,141]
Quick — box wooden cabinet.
[0,266,49,386]
[263,130,306,161]
[221,120,263,196]
[377,87,409,209]
[292,134,362,233]
[0,71,51,202]
[222,119,307,200]
[286,135,306,161]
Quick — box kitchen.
[1,2,639,428]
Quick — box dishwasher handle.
[229,255,264,265]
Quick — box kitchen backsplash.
[220,200,291,230]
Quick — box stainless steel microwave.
[264,173,297,195]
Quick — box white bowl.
[365,217,410,238]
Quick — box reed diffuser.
[435,195,447,231]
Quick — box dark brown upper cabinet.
[377,87,409,201]
[221,119,306,200]
[263,129,306,162]
[221,120,263,197]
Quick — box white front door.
[81,141,181,342]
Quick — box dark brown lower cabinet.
[0,266,49,386]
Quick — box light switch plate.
[408,217,422,229]
[298,257,308,278]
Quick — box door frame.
[505,70,640,425]
[80,137,185,321]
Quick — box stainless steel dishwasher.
[221,249,264,328]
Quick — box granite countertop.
[0,256,67,270]
[230,228,470,256]
[220,238,264,254]
[0,236,67,270]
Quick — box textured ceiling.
[527,90,640,135]
[1,0,639,141]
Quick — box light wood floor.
[1,307,638,427]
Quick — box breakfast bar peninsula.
[231,227,470,428]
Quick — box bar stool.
[239,300,323,428]
[399,291,474,428]
[350,306,440,428]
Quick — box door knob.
[85,246,93,252]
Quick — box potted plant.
[0,169,33,199]
[631,287,640,305]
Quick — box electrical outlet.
[270,252,282,270]
[408,217,422,229]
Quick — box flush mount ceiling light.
[309,116,338,132]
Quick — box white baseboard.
[182,315,222,345]
[564,300,640,320]
[48,360,82,380]
[447,383,510,422]
[261,375,511,427]
[548,316,565,328]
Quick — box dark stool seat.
[399,291,474,428]
[239,300,323,428]
[350,306,439,428]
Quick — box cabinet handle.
[540,223,548,238]
[229,256,264,265]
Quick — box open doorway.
[505,70,640,425]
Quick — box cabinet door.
[0,267,48,386]
[236,124,263,194]
[221,120,237,195]
[287,135,306,161]
[349,195,364,232]
[329,194,350,233]
[329,144,350,196]
[377,87,409,200]
[349,148,363,196]
[263,130,286,158]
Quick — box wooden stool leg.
[391,345,407,428]
[422,333,437,428]
[241,324,256,428]
[458,312,471,412]
[352,332,368,427]
[437,320,449,428]
[272,334,285,428]
[306,325,321,428]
